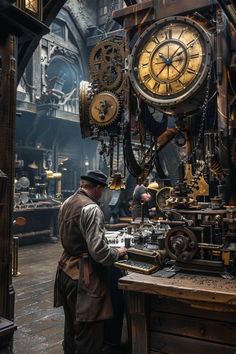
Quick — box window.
[68,30,77,47]
[51,20,65,40]
[99,0,108,16]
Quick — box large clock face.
[130,16,212,113]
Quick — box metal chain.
[183,66,212,164]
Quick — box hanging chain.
[183,66,212,164]
[99,140,109,166]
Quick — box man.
[54,170,127,354]
[131,179,151,220]
[147,181,159,218]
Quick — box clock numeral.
[143,74,151,82]
[153,82,160,92]
[140,63,148,68]
[164,28,172,40]
[152,37,160,45]
[190,53,200,59]
[144,49,152,54]
[177,79,185,88]
[187,68,197,75]
[166,83,172,94]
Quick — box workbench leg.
[126,292,148,354]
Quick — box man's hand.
[118,247,127,258]
[148,207,156,212]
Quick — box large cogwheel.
[89,37,125,91]
[89,91,120,127]
[79,81,94,138]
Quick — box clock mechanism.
[89,91,120,127]
[156,186,173,211]
[129,16,212,115]
[89,36,125,92]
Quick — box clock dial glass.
[130,17,211,108]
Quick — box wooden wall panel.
[150,312,236,345]
[151,296,236,322]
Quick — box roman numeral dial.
[130,16,212,114]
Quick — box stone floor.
[12,242,130,354]
[13,242,64,354]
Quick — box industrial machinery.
[163,206,236,274]
[79,1,236,276]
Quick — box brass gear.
[156,187,173,211]
[89,37,125,91]
[98,64,122,91]
[89,91,120,127]
[79,81,94,138]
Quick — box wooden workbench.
[119,271,236,354]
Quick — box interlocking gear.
[156,187,173,211]
[89,37,125,91]
[89,91,120,127]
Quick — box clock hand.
[154,60,167,65]
[172,37,199,59]
[172,48,188,59]
[159,51,175,67]
[169,45,182,60]
[156,64,167,77]
[159,52,168,60]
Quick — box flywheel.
[165,226,198,262]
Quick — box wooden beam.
[0,31,16,324]
[113,0,217,28]
[0,5,48,37]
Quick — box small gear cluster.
[89,91,120,127]
[79,82,121,131]
[79,36,125,134]
[89,36,125,93]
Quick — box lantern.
[16,0,42,21]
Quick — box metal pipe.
[13,229,51,238]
